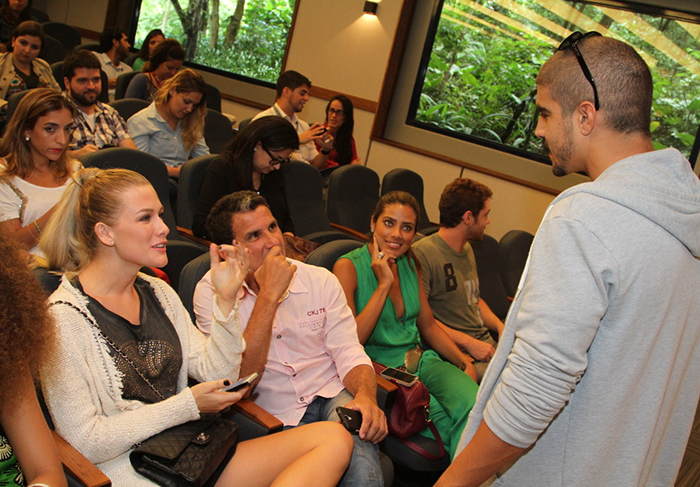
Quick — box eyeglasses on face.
[328,107,345,116]
[262,146,291,166]
[557,31,602,110]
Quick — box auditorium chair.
[282,161,359,243]
[469,234,511,321]
[380,168,437,235]
[499,229,534,298]
[326,164,380,236]
[113,71,139,100]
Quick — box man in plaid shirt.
[62,50,136,158]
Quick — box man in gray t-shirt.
[412,178,504,381]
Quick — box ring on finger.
[377,252,385,259]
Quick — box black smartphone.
[221,372,258,392]
[316,126,327,135]
[380,367,419,387]
[336,406,362,434]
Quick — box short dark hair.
[275,70,311,99]
[537,36,652,135]
[438,178,493,228]
[144,38,184,73]
[11,21,44,48]
[206,191,270,245]
[99,27,127,53]
[63,50,102,81]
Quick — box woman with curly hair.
[0,88,78,256]
[127,68,210,178]
[0,229,65,487]
[125,38,184,102]
[131,29,164,72]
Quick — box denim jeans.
[286,389,384,487]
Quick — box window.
[409,0,700,163]
[131,0,296,84]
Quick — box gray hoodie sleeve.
[482,209,619,448]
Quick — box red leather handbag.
[372,362,445,459]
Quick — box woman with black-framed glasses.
[314,95,361,168]
[193,116,299,239]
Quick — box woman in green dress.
[334,190,479,459]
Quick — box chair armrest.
[52,431,111,487]
[177,226,214,247]
[231,399,284,436]
[188,377,283,440]
[376,375,398,412]
[329,223,371,242]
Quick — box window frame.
[373,0,700,195]
[127,0,300,90]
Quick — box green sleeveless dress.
[341,245,479,458]
[344,246,421,368]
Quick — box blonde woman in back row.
[127,68,210,178]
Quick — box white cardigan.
[42,274,245,486]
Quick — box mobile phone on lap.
[380,367,419,387]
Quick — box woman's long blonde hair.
[154,68,207,152]
[39,167,150,278]
[0,88,76,181]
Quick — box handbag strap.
[52,300,167,401]
[396,420,446,461]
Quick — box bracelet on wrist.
[320,149,331,155]
[33,219,42,234]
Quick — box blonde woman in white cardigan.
[39,167,353,487]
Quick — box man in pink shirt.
[193,191,388,486]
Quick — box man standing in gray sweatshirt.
[437,34,700,486]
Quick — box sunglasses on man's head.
[558,31,602,110]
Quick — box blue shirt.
[127,103,209,167]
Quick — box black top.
[14,66,39,89]
[74,277,183,403]
[193,155,294,239]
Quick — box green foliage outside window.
[134,0,295,83]
[414,0,700,160]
